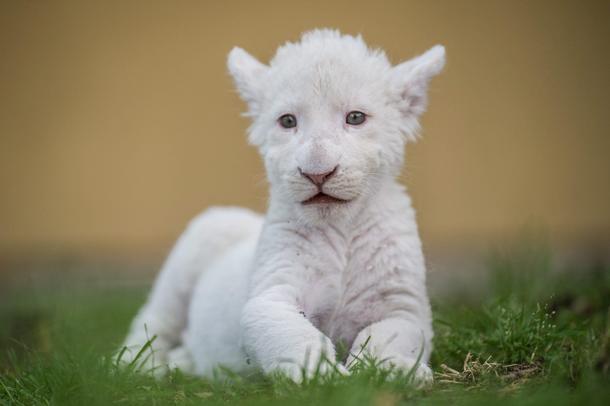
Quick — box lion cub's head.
[228,29,445,222]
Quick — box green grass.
[1,246,609,405]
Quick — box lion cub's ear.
[391,45,446,118]
[227,47,268,115]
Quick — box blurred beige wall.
[1,0,609,262]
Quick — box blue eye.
[346,111,366,125]
[278,114,297,129]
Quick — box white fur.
[120,29,445,384]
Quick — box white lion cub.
[120,29,445,383]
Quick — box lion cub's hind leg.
[119,207,263,374]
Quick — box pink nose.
[299,166,338,187]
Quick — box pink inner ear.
[398,80,428,116]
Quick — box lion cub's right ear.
[227,47,268,115]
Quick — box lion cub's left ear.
[391,45,446,117]
[227,47,268,115]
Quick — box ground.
[1,244,609,405]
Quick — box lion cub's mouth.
[302,192,349,205]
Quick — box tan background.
[1,0,609,265]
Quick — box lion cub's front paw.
[382,356,433,387]
[271,360,350,383]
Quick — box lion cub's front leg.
[241,284,347,382]
[343,222,434,385]
[347,318,433,385]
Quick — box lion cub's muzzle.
[298,166,350,205]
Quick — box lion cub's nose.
[299,166,338,187]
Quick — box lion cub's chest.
[299,233,390,352]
